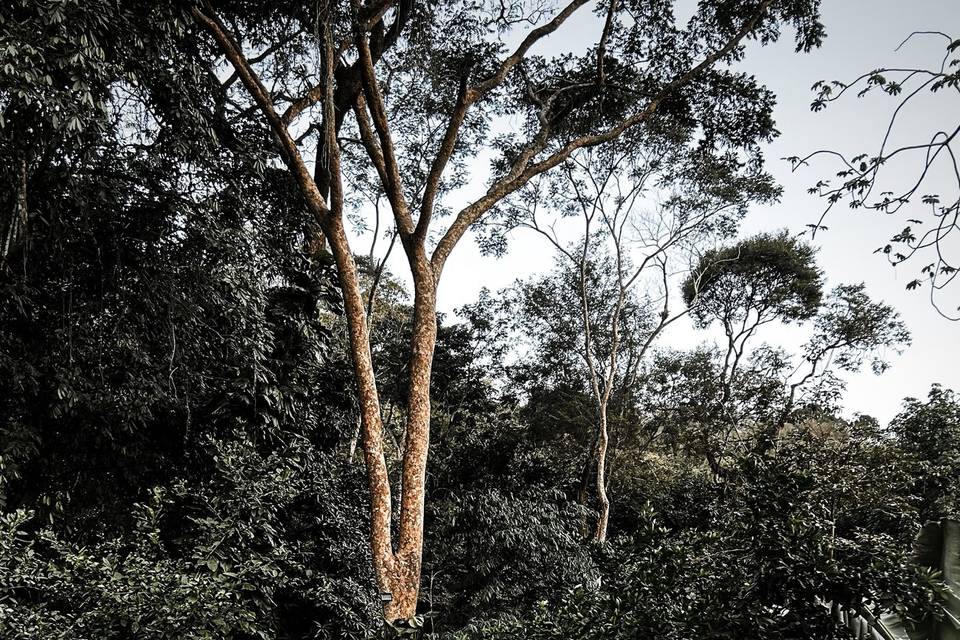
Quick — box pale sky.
[732,1,960,424]
[365,0,960,425]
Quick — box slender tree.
[502,140,769,542]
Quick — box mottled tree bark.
[322,216,398,606]
[389,258,438,619]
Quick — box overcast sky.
[368,0,960,425]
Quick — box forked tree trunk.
[321,215,437,621]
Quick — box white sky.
[731,1,960,424]
[363,0,960,425]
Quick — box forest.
[1,0,959,638]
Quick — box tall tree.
[188,0,825,620]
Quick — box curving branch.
[431,0,775,275]
[792,31,960,318]
[191,6,331,222]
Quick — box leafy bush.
[0,434,377,639]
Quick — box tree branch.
[191,6,331,222]
[431,0,773,275]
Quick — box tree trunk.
[323,231,438,621]
[320,215,405,616]
[317,236,436,623]
[291,146,436,624]
[383,559,421,622]
[593,406,611,543]
[389,256,437,620]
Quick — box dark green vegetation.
[1,1,958,638]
